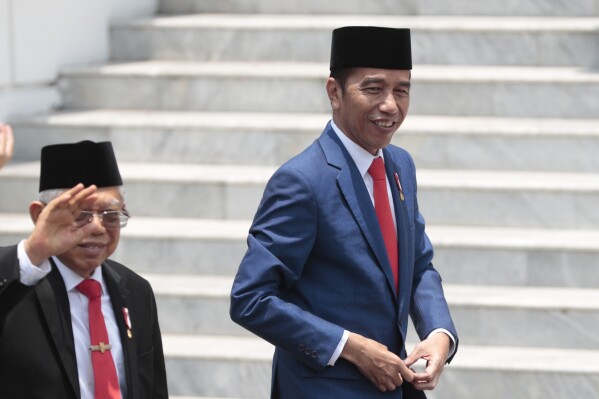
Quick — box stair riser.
[419,189,599,229]
[115,237,248,277]
[59,74,599,119]
[3,231,595,289]
[156,295,246,336]
[111,27,599,68]
[158,0,599,17]
[166,357,271,398]
[397,133,599,173]
[0,176,264,220]
[3,175,598,228]
[164,355,599,399]
[11,124,321,166]
[59,75,331,114]
[444,307,599,350]
[2,229,596,289]
[13,123,599,172]
[155,292,599,350]
[434,248,599,289]
[410,80,599,119]
[432,369,599,399]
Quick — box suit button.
[311,352,318,359]
[298,344,305,352]
[304,347,312,356]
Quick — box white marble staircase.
[2,0,599,398]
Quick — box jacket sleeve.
[230,165,345,371]
[0,246,36,321]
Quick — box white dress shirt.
[17,240,127,398]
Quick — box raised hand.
[24,184,99,265]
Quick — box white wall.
[0,0,158,121]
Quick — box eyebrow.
[360,77,411,88]
[96,198,123,210]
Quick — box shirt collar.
[330,120,384,177]
[53,257,105,293]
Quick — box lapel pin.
[394,172,404,201]
[122,307,133,339]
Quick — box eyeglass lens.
[75,211,129,228]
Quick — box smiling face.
[327,67,411,155]
[56,187,123,277]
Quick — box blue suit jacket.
[230,123,457,398]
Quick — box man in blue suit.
[230,26,457,398]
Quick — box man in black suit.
[0,140,168,398]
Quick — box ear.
[29,201,45,224]
[326,77,342,111]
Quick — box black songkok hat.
[39,141,123,192]
[330,26,412,71]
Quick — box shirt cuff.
[327,330,350,366]
[17,240,52,286]
[427,328,457,360]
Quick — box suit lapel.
[37,262,80,398]
[319,127,398,301]
[103,263,139,399]
[383,148,411,318]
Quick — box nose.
[88,213,107,231]
[379,91,399,114]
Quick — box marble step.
[58,61,599,119]
[162,333,599,399]
[1,213,598,288]
[3,162,599,229]
[148,273,599,350]
[11,110,599,172]
[157,0,599,17]
[111,14,599,68]
[163,334,272,398]
[428,344,599,399]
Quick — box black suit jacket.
[0,245,168,399]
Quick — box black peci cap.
[330,26,412,71]
[39,141,123,192]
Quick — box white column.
[0,0,157,121]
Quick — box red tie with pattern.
[77,279,122,399]
[368,157,399,290]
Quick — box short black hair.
[329,67,354,93]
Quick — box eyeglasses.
[74,210,130,229]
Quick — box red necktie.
[368,157,399,290]
[77,279,122,399]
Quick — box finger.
[0,125,8,162]
[392,369,404,387]
[0,124,6,149]
[51,184,95,211]
[4,124,14,158]
[398,360,416,383]
[379,379,399,392]
[411,371,432,383]
[411,377,437,391]
[68,184,98,208]
[41,185,85,214]
[411,367,441,391]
